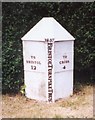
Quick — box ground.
[2,84,93,118]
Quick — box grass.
[2,84,93,118]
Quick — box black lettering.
[31,56,36,59]
[48,51,52,58]
[63,55,67,59]
[59,60,70,64]
[47,39,54,102]
[48,97,52,102]
[26,60,41,65]
[31,65,36,70]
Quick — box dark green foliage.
[2,2,95,93]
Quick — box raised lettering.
[47,38,54,102]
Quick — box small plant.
[54,114,63,118]
[20,84,26,95]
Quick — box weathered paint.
[21,17,75,102]
[54,71,73,100]
[23,41,47,101]
[24,71,47,101]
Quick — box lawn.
[2,84,93,118]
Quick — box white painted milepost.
[21,17,75,102]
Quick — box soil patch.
[2,85,93,118]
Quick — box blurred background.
[2,2,95,93]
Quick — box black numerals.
[31,65,36,70]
